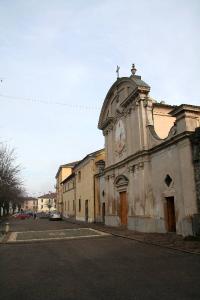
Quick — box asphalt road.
[0,219,200,300]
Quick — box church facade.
[98,65,200,236]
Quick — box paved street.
[0,218,200,300]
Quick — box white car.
[49,212,62,221]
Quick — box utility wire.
[0,93,100,111]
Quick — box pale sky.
[0,0,199,196]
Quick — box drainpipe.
[74,176,76,220]
[190,127,200,236]
[93,174,97,223]
[92,158,96,223]
[190,128,200,213]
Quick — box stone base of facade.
[88,217,94,223]
[192,214,200,236]
[105,215,166,233]
[105,215,120,227]
[63,214,76,219]
[62,213,69,219]
[76,216,85,222]
[95,216,105,223]
[128,216,166,233]
[76,216,94,223]
[105,215,196,236]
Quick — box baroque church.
[98,65,200,236]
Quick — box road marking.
[7,228,110,243]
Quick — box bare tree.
[0,144,24,216]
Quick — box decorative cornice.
[170,104,200,117]
[104,131,194,173]
[120,88,138,108]
[98,75,150,130]
[101,117,114,131]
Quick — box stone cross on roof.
[116,65,120,79]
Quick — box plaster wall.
[22,199,37,211]
[94,174,106,222]
[75,160,95,222]
[37,198,56,212]
[150,139,197,236]
[63,179,75,218]
[56,167,73,213]
[153,106,175,138]
[104,135,197,235]
[99,74,199,236]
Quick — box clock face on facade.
[115,119,126,153]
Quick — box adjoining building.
[21,197,38,212]
[55,161,78,214]
[61,173,76,219]
[98,64,200,236]
[37,192,56,212]
[94,159,106,223]
[58,149,106,222]
[74,149,105,223]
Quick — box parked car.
[25,211,33,217]
[14,213,31,220]
[49,212,62,221]
[38,212,49,219]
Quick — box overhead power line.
[0,93,100,111]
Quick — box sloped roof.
[22,197,37,202]
[74,148,105,169]
[61,172,75,184]
[55,161,79,178]
[38,192,56,199]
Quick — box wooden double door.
[119,191,128,226]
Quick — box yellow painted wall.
[153,106,175,139]
[75,150,105,222]
[37,198,56,212]
[56,167,73,213]
[62,178,75,218]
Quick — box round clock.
[115,119,126,153]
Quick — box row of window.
[25,201,37,205]
[63,181,75,193]
[64,200,75,211]
[63,199,82,212]
[63,199,87,213]
[40,205,56,209]
[39,198,55,203]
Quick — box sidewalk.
[65,218,200,255]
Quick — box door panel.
[166,197,176,232]
[85,200,88,222]
[120,192,127,225]
[102,203,105,223]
